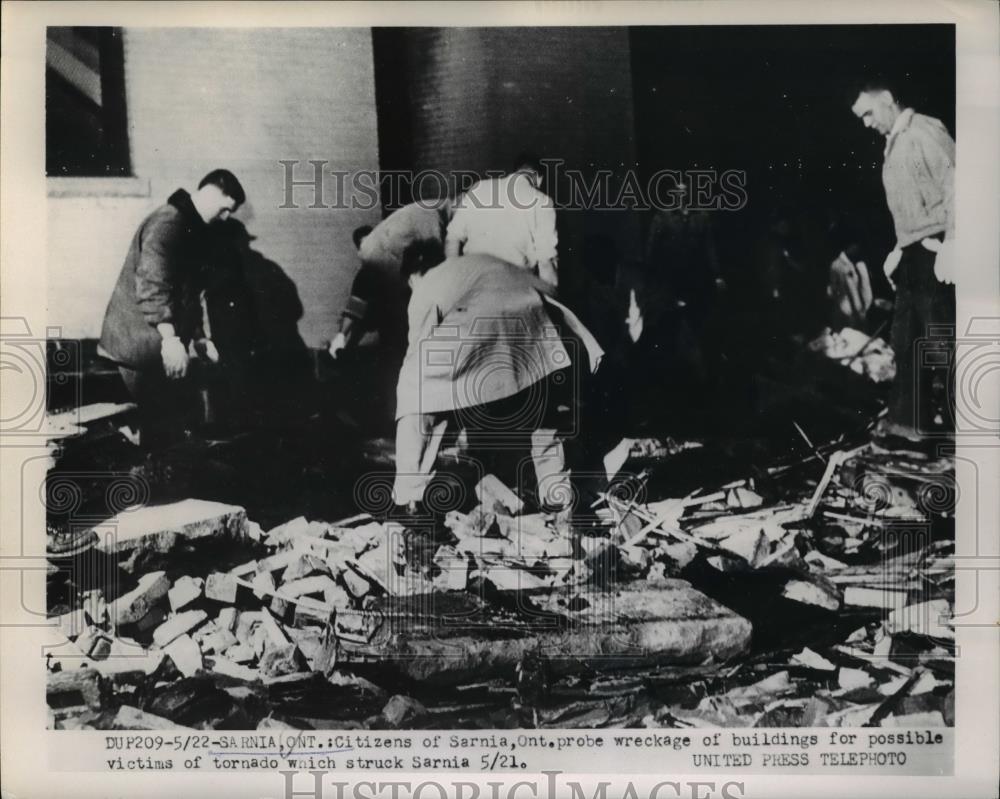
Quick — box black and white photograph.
[2,1,998,795]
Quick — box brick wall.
[47,28,382,347]
[374,27,642,272]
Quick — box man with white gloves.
[851,76,955,441]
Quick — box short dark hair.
[400,239,445,279]
[852,72,906,107]
[512,150,543,175]
[199,169,246,206]
[352,225,373,249]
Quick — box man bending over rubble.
[391,241,603,515]
[98,169,247,449]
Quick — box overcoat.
[99,190,207,368]
[395,254,602,420]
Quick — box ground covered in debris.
[46,428,955,732]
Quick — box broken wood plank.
[805,450,848,518]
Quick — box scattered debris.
[46,435,953,730]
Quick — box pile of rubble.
[46,441,954,731]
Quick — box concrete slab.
[94,499,248,555]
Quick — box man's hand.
[328,332,347,359]
[921,237,955,284]
[161,335,189,379]
[538,258,559,291]
[882,247,903,288]
[188,338,220,363]
[626,288,644,343]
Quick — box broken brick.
[251,570,277,599]
[280,575,339,599]
[293,597,335,628]
[838,667,874,691]
[152,610,208,648]
[234,611,263,645]
[475,475,524,516]
[216,607,237,633]
[75,627,113,661]
[256,549,301,575]
[224,643,255,665]
[210,656,260,682]
[200,629,238,655]
[168,576,204,612]
[230,560,259,578]
[247,521,264,543]
[886,599,953,640]
[792,648,836,671]
[382,694,427,728]
[259,642,305,680]
[264,516,310,546]
[205,572,238,604]
[260,609,290,647]
[47,668,102,711]
[109,571,170,625]
[93,637,164,677]
[781,577,841,611]
[164,634,203,677]
[341,568,371,599]
[432,546,469,592]
[660,541,698,570]
[282,554,332,583]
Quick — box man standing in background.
[851,76,956,443]
[98,169,246,449]
[445,152,559,289]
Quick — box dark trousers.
[118,363,200,450]
[889,239,955,433]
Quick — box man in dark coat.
[327,200,452,434]
[98,169,246,448]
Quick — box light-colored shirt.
[882,108,955,248]
[446,173,558,273]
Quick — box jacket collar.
[167,189,206,227]
[884,107,915,156]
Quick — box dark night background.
[373,24,955,303]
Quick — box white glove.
[188,338,221,363]
[161,336,189,379]
[328,332,347,359]
[921,237,955,284]
[625,289,644,343]
[203,339,220,363]
[882,248,903,288]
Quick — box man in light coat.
[392,242,602,512]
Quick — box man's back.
[447,174,558,273]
